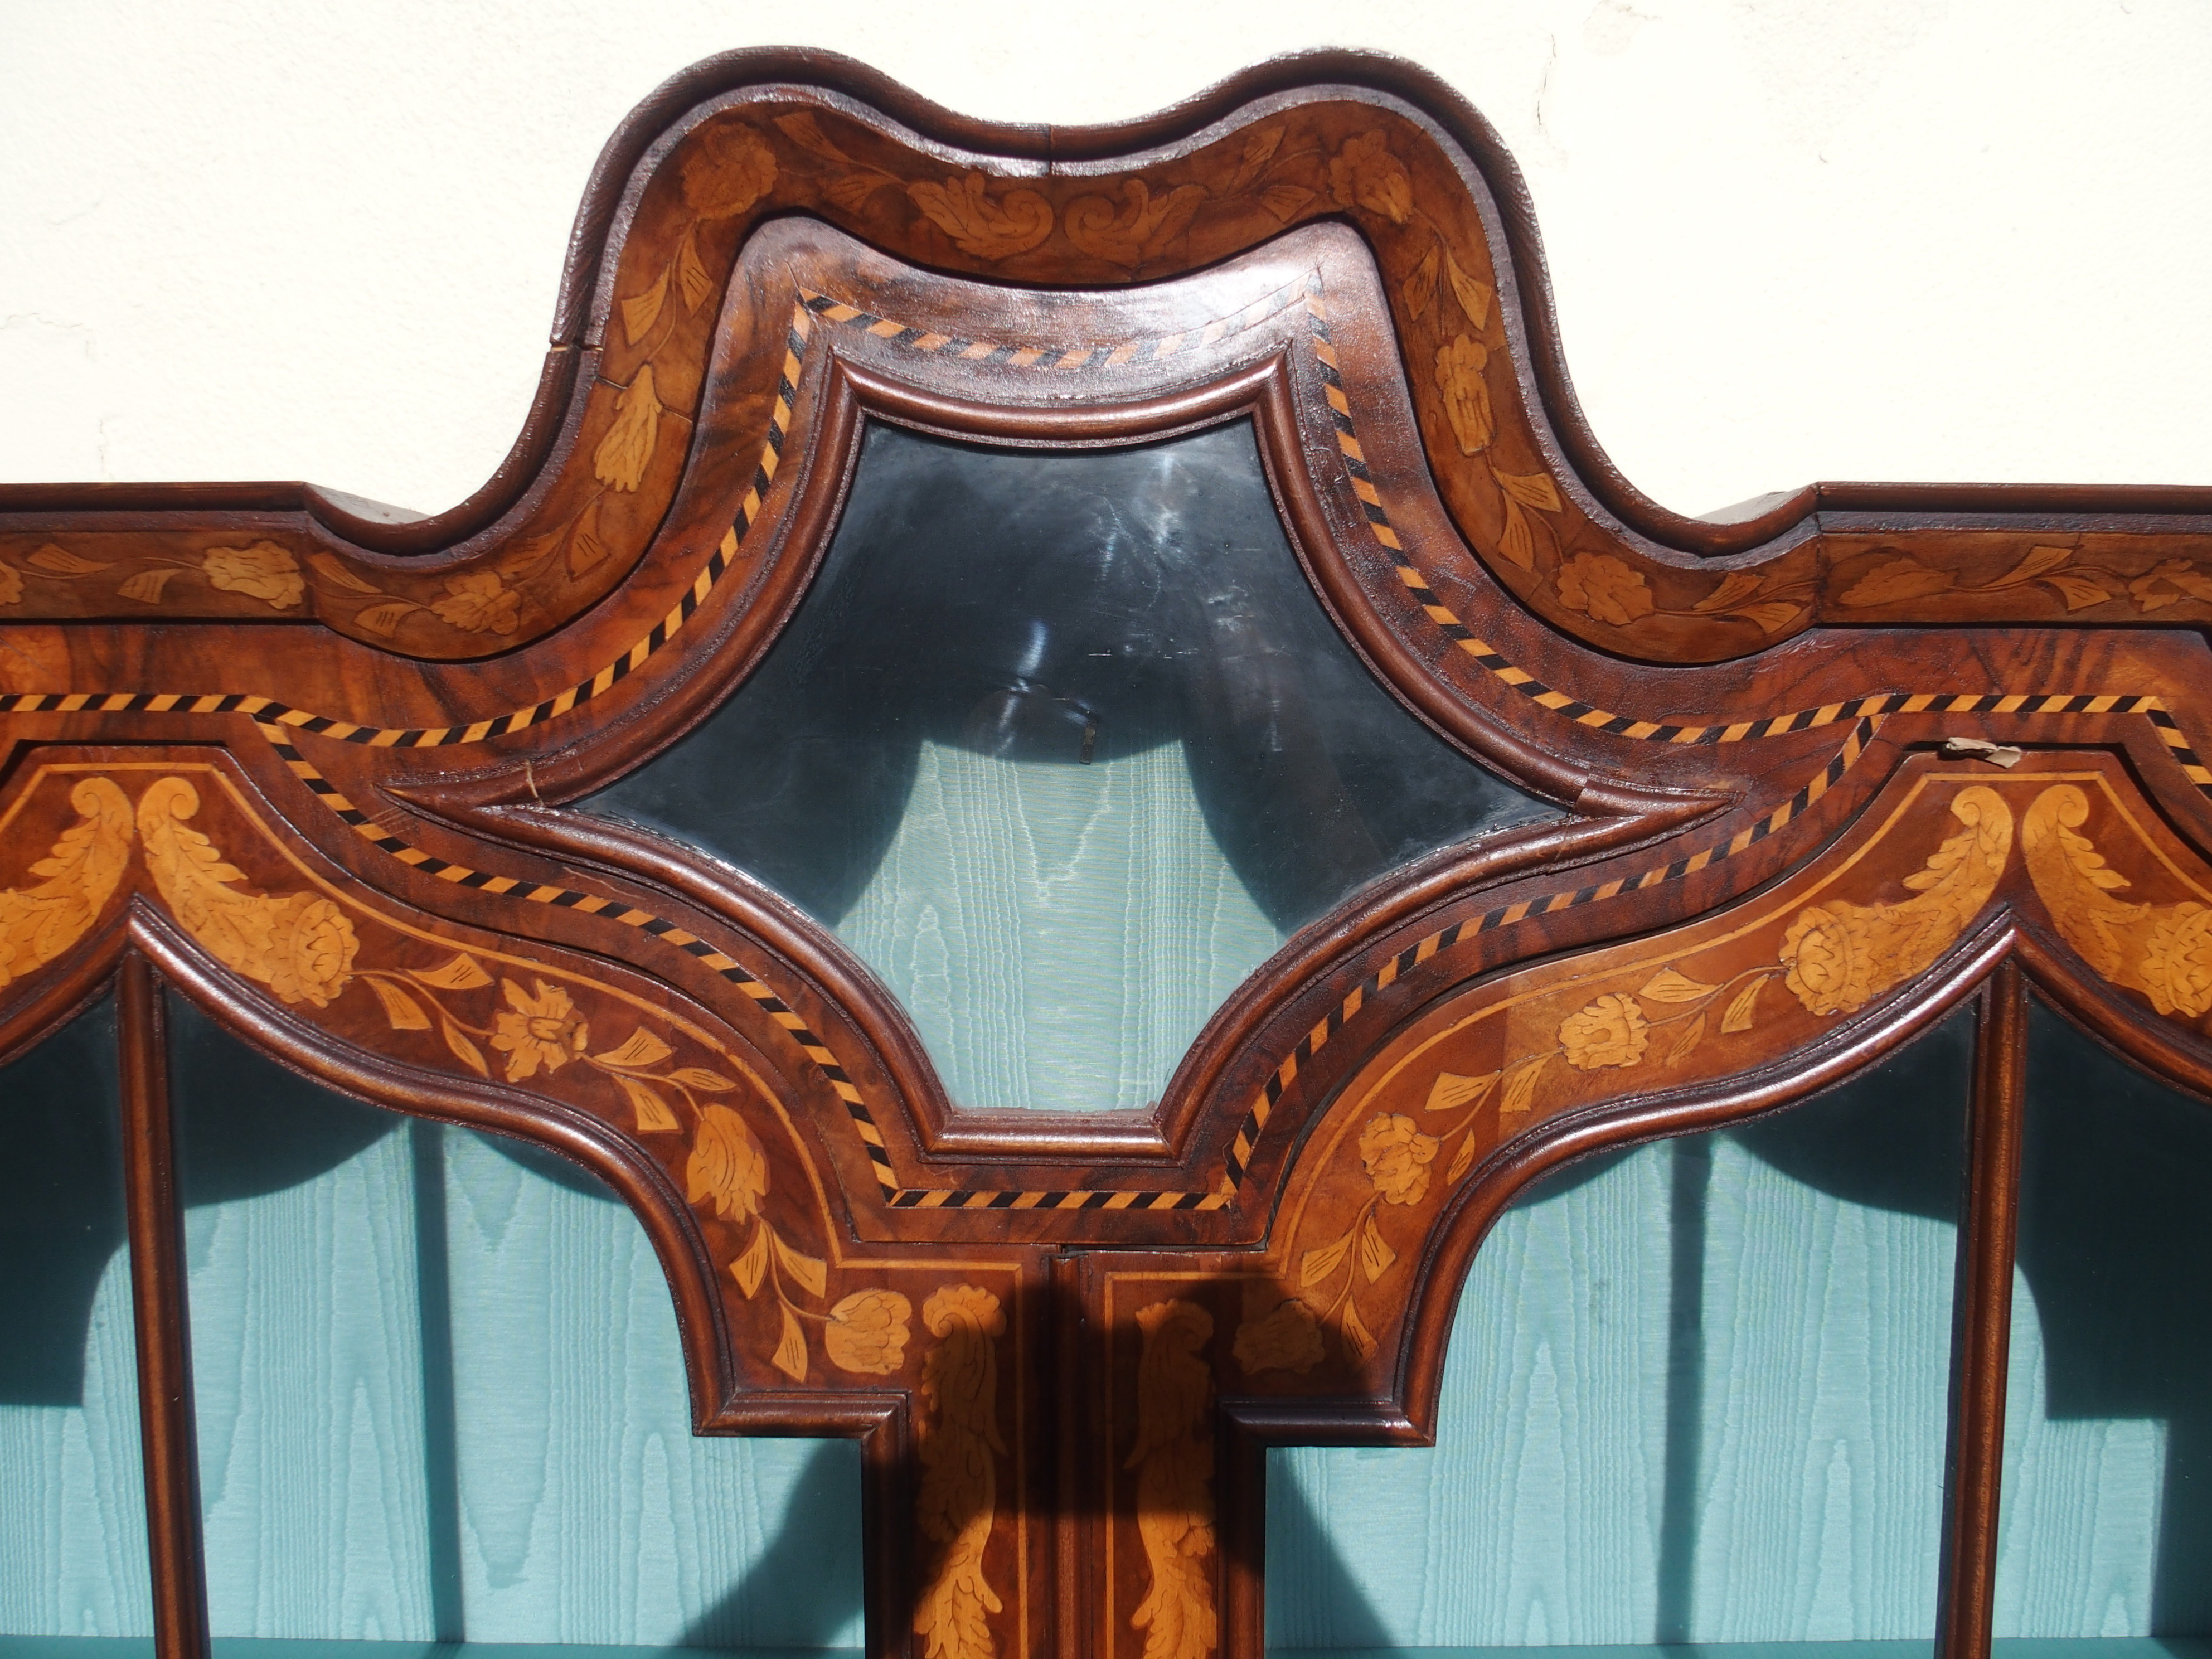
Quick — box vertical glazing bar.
[861,1404,914,1659]
[118,955,211,1659]
[1215,1417,1269,1659]
[1935,959,2026,1659]
[1654,1133,1713,1643]
[409,1119,465,1639]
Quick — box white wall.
[3,2,2207,518]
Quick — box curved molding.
[9,58,2212,1656]
[3,52,2209,664]
[1393,914,2011,1438]
[10,215,2212,1245]
[10,745,2206,1435]
[1073,748,2212,1452]
[0,892,747,1429]
[0,752,1039,1393]
[132,902,740,1427]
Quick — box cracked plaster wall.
[1,3,2208,523]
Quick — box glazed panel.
[0,994,151,1638]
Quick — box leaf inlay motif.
[137,775,358,1006]
[1128,1298,1217,1659]
[914,1285,1007,1659]
[0,777,133,987]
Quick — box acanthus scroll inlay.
[138,774,360,1008]
[1270,779,2016,1369]
[6,53,2212,1659]
[0,775,132,988]
[2024,782,2212,1023]
[913,1285,1007,1659]
[1128,1299,1218,1659]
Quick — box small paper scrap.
[1942,736,2023,768]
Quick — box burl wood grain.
[6,52,2212,1659]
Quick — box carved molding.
[7,56,2206,659]
[6,56,2212,1659]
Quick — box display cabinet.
[4,48,2211,1659]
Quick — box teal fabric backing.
[7,1638,2212,1659]
[1268,1133,1960,1646]
[835,738,1280,1112]
[1995,1284,2162,1634]
[0,996,152,1637]
[1986,1000,2211,1636]
[1269,1143,2171,1644]
[176,1119,863,1645]
[0,980,2187,1644]
[0,1248,151,1635]
[0,997,862,1643]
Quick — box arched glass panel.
[1268,1009,1972,1646]
[1993,998,2212,1637]
[166,996,863,1648]
[590,419,1549,1112]
[0,991,152,1641]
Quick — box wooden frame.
[5,48,2212,1659]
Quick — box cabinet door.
[4,52,2211,1659]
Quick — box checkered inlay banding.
[8,278,2207,1214]
[270,709,1233,1207]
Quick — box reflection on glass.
[1268,1012,1972,1645]
[1995,1001,2212,1636]
[167,997,863,1646]
[590,420,1548,1110]
[0,992,151,1638]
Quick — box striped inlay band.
[6,276,2205,1211]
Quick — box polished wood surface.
[1939,963,2026,1659]
[4,51,2211,1659]
[117,957,209,1659]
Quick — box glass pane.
[1269,1010,1972,1647]
[1994,1000,2212,1637]
[590,419,1548,1111]
[0,991,153,1640]
[168,996,863,1647]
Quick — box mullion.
[117,955,212,1659]
[1934,958,2029,1659]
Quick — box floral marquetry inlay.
[11,56,2212,1659]
[0,775,133,988]
[1778,785,2013,1016]
[0,763,976,1398]
[914,1286,1008,1659]
[1245,765,2172,1385]
[138,775,360,1008]
[2024,783,2212,1021]
[1128,1300,1218,1659]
